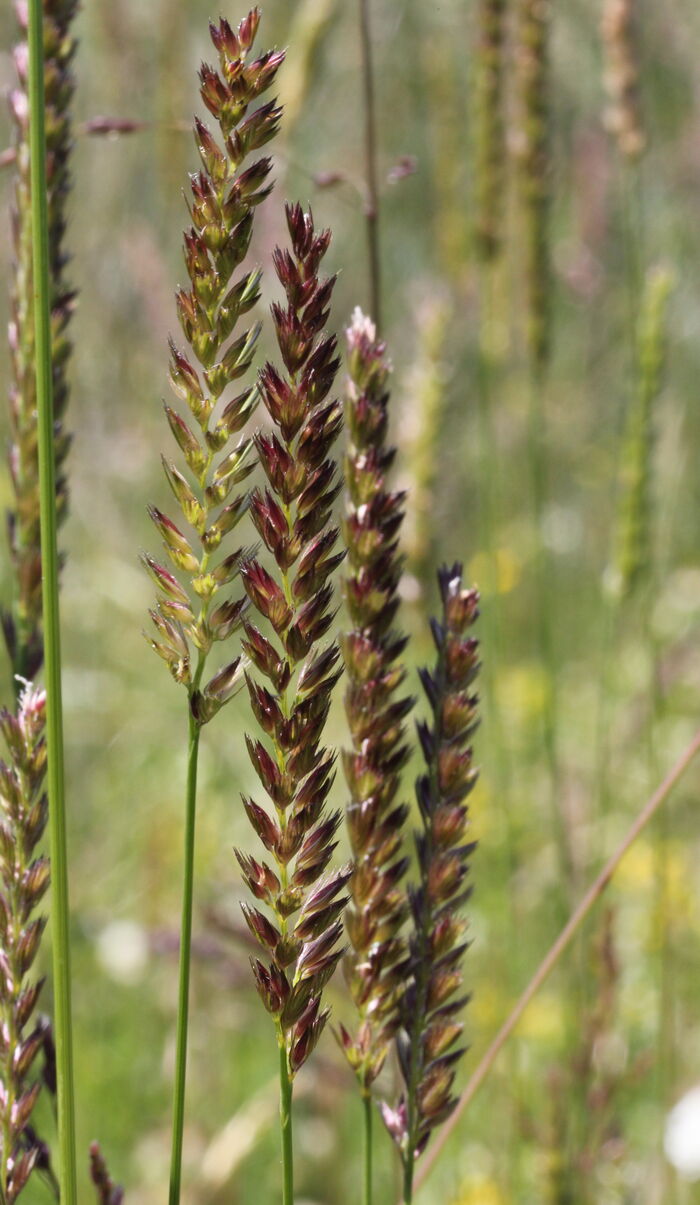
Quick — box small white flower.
[347,306,376,347]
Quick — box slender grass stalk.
[278,1041,294,1205]
[168,711,201,1205]
[362,1092,373,1205]
[412,725,700,1195]
[27,0,76,1200]
[358,0,382,328]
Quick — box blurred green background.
[2,0,700,1201]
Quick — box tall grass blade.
[27,0,76,1200]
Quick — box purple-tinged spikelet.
[144,10,285,723]
[238,203,348,1075]
[89,1143,124,1205]
[4,0,78,682]
[0,684,52,1200]
[383,566,479,1172]
[337,309,412,1093]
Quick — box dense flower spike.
[601,0,646,161]
[4,0,78,683]
[384,566,479,1194]
[144,9,285,723]
[338,310,412,1094]
[238,203,348,1078]
[516,0,551,373]
[0,685,52,1200]
[473,0,508,261]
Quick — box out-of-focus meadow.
[2,0,700,1201]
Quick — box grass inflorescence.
[142,12,285,1201]
[238,202,347,1205]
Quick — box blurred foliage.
[1,0,700,1202]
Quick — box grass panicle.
[144,8,285,716]
[516,0,551,374]
[141,12,285,1202]
[0,684,53,1200]
[337,310,412,1202]
[89,1143,124,1205]
[5,0,77,685]
[473,0,508,263]
[601,0,646,162]
[338,309,411,1092]
[382,565,479,1203]
[238,203,347,1203]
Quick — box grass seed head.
[0,683,55,1200]
[239,205,347,1076]
[387,565,479,1164]
[339,309,413,1093]
[145,11,285,724]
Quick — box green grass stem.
[362,1093,373,1205]
[168,709,202,1205]
[27,2,77,1201]
[279,1041,294,1205]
